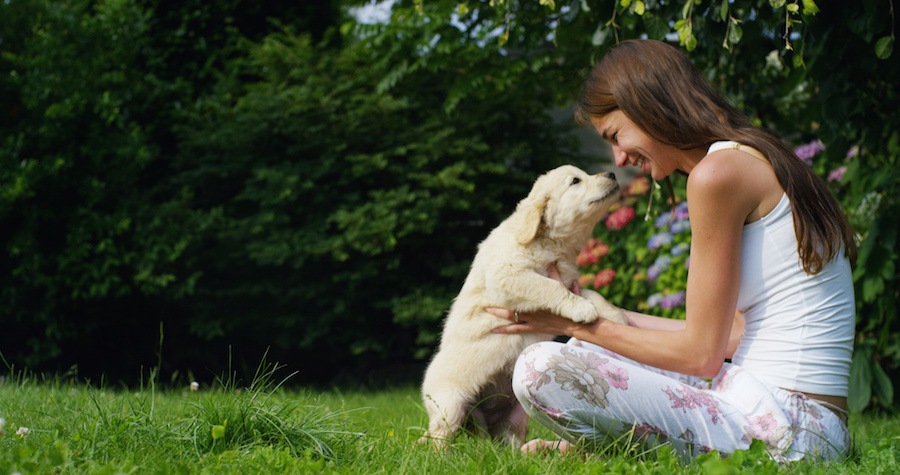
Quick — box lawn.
[1,369,897,474]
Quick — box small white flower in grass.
[190,381,200,391]
[16,427,29,438]
[0,417,6,435]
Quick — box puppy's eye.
[570,177,581,186]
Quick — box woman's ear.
[515,195,547,245]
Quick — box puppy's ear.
[515,195,547,244]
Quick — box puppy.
[419,165,626,449]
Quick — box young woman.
[488,39,857,462]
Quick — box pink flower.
[605,206,636,230]
[577,248,599,266]
[827,166,847,182]
[745,413,778,440]
[522,359,552,390]
[794,139,825,165]
[593,269,616,288]
[577,239,610,266]
[578,273,595,288]
[599,364,629,390]
[625,176,650,196]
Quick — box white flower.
[0,417,6,435]
[16,427,29,438]
[190,381,200,391]
[765,50,783,71]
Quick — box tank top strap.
[708,140,770,164]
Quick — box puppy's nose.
[602,171,616,181]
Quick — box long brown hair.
[577,39,856,274]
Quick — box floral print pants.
[513,339,850,462]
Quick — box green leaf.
[720,0,729,21]
[642,13,670,40]
[770,0,786,8]
[848,349,873,412]
[875,36,894,59]
[685,34,697,51]
[632,0,645,15]
[212,422,227,440]
[728,23,743,44]
[871,360,894,407]
[801,0,820,15]
[786,3,800,14]
[862,276,884,302]
[677,22,692,44]
[883,259,896,280]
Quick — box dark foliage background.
[0,0,580,385]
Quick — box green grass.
[1,370,898,474]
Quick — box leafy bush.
[0,0,583,381]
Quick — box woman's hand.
[486,306,589,337]
[486,262,599,337]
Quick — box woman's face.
[591,110,673,180]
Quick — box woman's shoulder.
[689,148,752,191]
[688,150,767,220]
[690,147,782,223]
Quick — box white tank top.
[708,141,856,397]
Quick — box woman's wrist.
[571,314,616,343]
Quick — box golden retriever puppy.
[419,165,626,449]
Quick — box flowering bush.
[577,176,690,320]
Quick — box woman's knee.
[512,341,563,401]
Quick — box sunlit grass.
[1,370,897,473]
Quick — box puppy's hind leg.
[490,400,529,448]
[419,389,469,449]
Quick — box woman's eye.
[571,177,581,186]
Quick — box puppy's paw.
[581,289,628,324]
[565,298,602,323]
[418,433,450,451]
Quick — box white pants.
[512,339,850,462]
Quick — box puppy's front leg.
[494,270,601,323]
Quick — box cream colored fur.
[419,165,626,449]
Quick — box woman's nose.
[611,145,627,167]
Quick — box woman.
[488,39,857,462]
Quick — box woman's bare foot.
[520,439,577,455]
